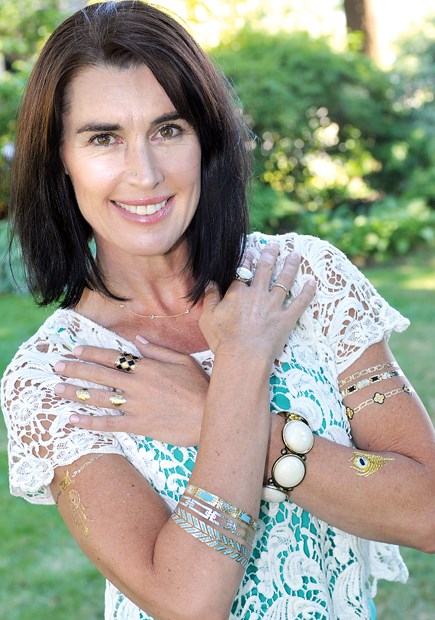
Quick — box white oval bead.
[262,485,287,503]
[283,420,314,454]
[273,454,306,489]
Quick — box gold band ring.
[114,353,140,372]
[271,283,289,295]
[109,394,127,408]
[76,388,91,401]
[235,266,254,285]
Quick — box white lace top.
[1,233,410,619]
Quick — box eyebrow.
[76,112,184,134]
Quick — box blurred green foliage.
[1,3,435,291]
[0,1,67,216]
[212,28,435,263]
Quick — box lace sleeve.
[297,235,410,373]
[1,332,125,505]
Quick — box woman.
[1,2,434,619]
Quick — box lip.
[112,195,174,223]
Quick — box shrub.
[0,219,27,294]
[212,29,407,215]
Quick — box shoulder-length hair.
[11,0,252,307]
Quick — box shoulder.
[246,231,353,277]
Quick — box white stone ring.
[235,266,254,285]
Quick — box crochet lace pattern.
[1,232,409,619]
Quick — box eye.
[90,133,116,146]
[155,124,182,140]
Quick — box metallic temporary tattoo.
[339,362,399,388]
[345,384,414,420]
[350,451,394,477]
[55,454,104,536]
[340,369,404,398]
[68,489,94,537]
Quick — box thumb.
[201,281,221,313]
[135,336,185,364]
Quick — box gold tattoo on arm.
[345,384,414,420]
[350,451,394,477]
[55,454,105,537]
[339,362,399,388]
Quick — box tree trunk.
[343,0,379,62]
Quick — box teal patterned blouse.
[2,233,409,619]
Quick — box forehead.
[64,64,175,121]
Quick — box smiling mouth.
[113,198,170,215]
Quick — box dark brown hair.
[11,0,251,306]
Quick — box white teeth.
[115,199,168,215]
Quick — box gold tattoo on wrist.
[350,450,394,477]
[55,454,104,536]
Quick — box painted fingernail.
[69,414,80,424]
[54,383,65,394]
[136,335,149,345]
[54,361,65,372]
[73,346,83,355]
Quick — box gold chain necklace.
[106,297,191,320]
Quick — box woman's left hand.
[54,339,209,445]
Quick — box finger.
[285,279,316,316]
[231,251,254,289]
[135,336,187,364]
[72,345,140,371]
[54,382,127,410]
[68,412,127,432]
[54,359,123,389]
[270,252,301,297]
[250,242,280,289]
[201,281,222,312]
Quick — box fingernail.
[136,335,149,345]
[54,361,65,372]
[307,279,316,289]
[69,414,80,424]
[73,346,83,355]
[54,383,65,394]
[289,252,300,260]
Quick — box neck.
[79,239,197,319]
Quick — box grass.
[0,250,434,619]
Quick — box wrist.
[262,411,314,503]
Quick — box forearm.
[150,349,271,617]
[265,414,435,551]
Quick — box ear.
[59,147,69,175]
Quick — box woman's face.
[61,64,202,261]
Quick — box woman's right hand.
[54,339,209,445]
[200,243,316,363]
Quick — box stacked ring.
[271,283,289,295]
[109,394,127,407]
[235,267,254,285]
[114,353,140,372]
[76,388,91,401]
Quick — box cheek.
[67,158,118,197]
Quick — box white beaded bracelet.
[262,412,314,503]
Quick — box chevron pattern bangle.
[179,494,256,546]
[171,506,251,568]
[185,484,258,531]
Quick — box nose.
[125,139,164,187]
